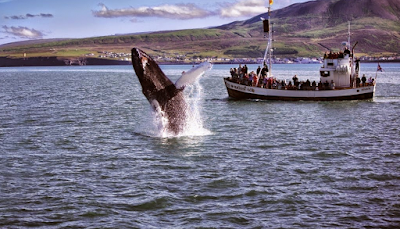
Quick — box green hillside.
[1,0,399,61]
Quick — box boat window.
[327,63,334,66]
[320,71,330,77]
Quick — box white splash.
[179,81,212,137]
[138,100,170,138]
[139,62,213,138]
[152,107,172,138]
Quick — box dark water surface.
[1,64,399,228]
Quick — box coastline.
[1,56,398,67]
[0,56,130,67]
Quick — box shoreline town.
[1,54,399,67]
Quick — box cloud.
[4,13,54,20]
[2,26,44,39]
[220,0,266,18]
[93,3,215,20]
[92,1,270,20]
[39,13,53,18]
[7,15,26,20]
[130,18,143,23]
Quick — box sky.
[0,0,310,45]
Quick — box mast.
[261,0,273,78]
[348,21,355,85]
[268,2,272,77]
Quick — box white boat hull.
[224,78,375,101]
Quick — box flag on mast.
[270,0,273,5]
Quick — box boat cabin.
[320,51,357,89]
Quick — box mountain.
[1,0,399,60]
[215,0,400,56]
[225,0,399,27]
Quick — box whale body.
[131,48,211,135]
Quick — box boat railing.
[225,76,375,91]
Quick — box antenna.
[318,43,332,52]
[348,21,351,49]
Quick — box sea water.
[0,63,399,228]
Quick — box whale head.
[131,48,180,103]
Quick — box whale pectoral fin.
[175,62,212,89]
[175,72,189,90]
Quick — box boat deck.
[224,77,375,91]
[224,77,375,101]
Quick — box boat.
[224,1,377,101]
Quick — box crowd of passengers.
[323,47,352,59]
[229,64,375,90]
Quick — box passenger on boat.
[257,66,261,76]
[246,73,252,86]
[368,77,375,86]
[324,80,330,89]
[318,81,323,90]
[243,65,248,76]
[355,58,360,72]
[312,81,317,90]
[263,77,268,88]
[268,77,274,89]
[292,75,299,87]
[257,75,264,87]
[361,74,367,86]
[330,80,335,90]
[247,71,252,86]
[344,47,351,56]
[251,72,258,86]
[261,65,268,77]
[287,81,294,90]
[230,68,236,78]
[305,79,311,90]
[230,68,240,83]
[356,77,361,87]
[327,52,340,59]
[273,78,279,89]
[281,79,286,88]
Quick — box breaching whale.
[131,48,212,135]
